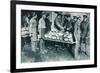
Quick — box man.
[80,15,89,55]
[21,13,30,51]
[22,13,30,27]
[71,16,80,41]
[72,16,81,59]
[54,12,64,31]
[63,14,76,42]
[63,14,73,32]
[45,13,51,33]
[74,16,81,43]
[29,12,38,52]
[38,12,47,54]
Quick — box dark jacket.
[80,20,89,38]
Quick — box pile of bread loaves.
[44,31,73,43]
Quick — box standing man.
[38,12,47,54]
[63,14,72,32]
[21,13,30,50]
[80,15,89,55]
[73,16,81,41]
[63,14,76,41]
[45,13,51,33]
[72,16,81,59]
[29,12,38,52]
[54,12,64,31]
[22,13,30,27]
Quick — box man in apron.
[38,12,47,54]
[29,12,38,52]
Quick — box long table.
[42,37,79,59]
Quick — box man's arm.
[55,18,64,30]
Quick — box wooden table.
[42,37,79,59]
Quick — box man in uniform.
[80,15,89,55]
[72,16,81,59]
[63,14,72,32]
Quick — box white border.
[16,4,94,69]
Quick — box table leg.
[74,43,80,60]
